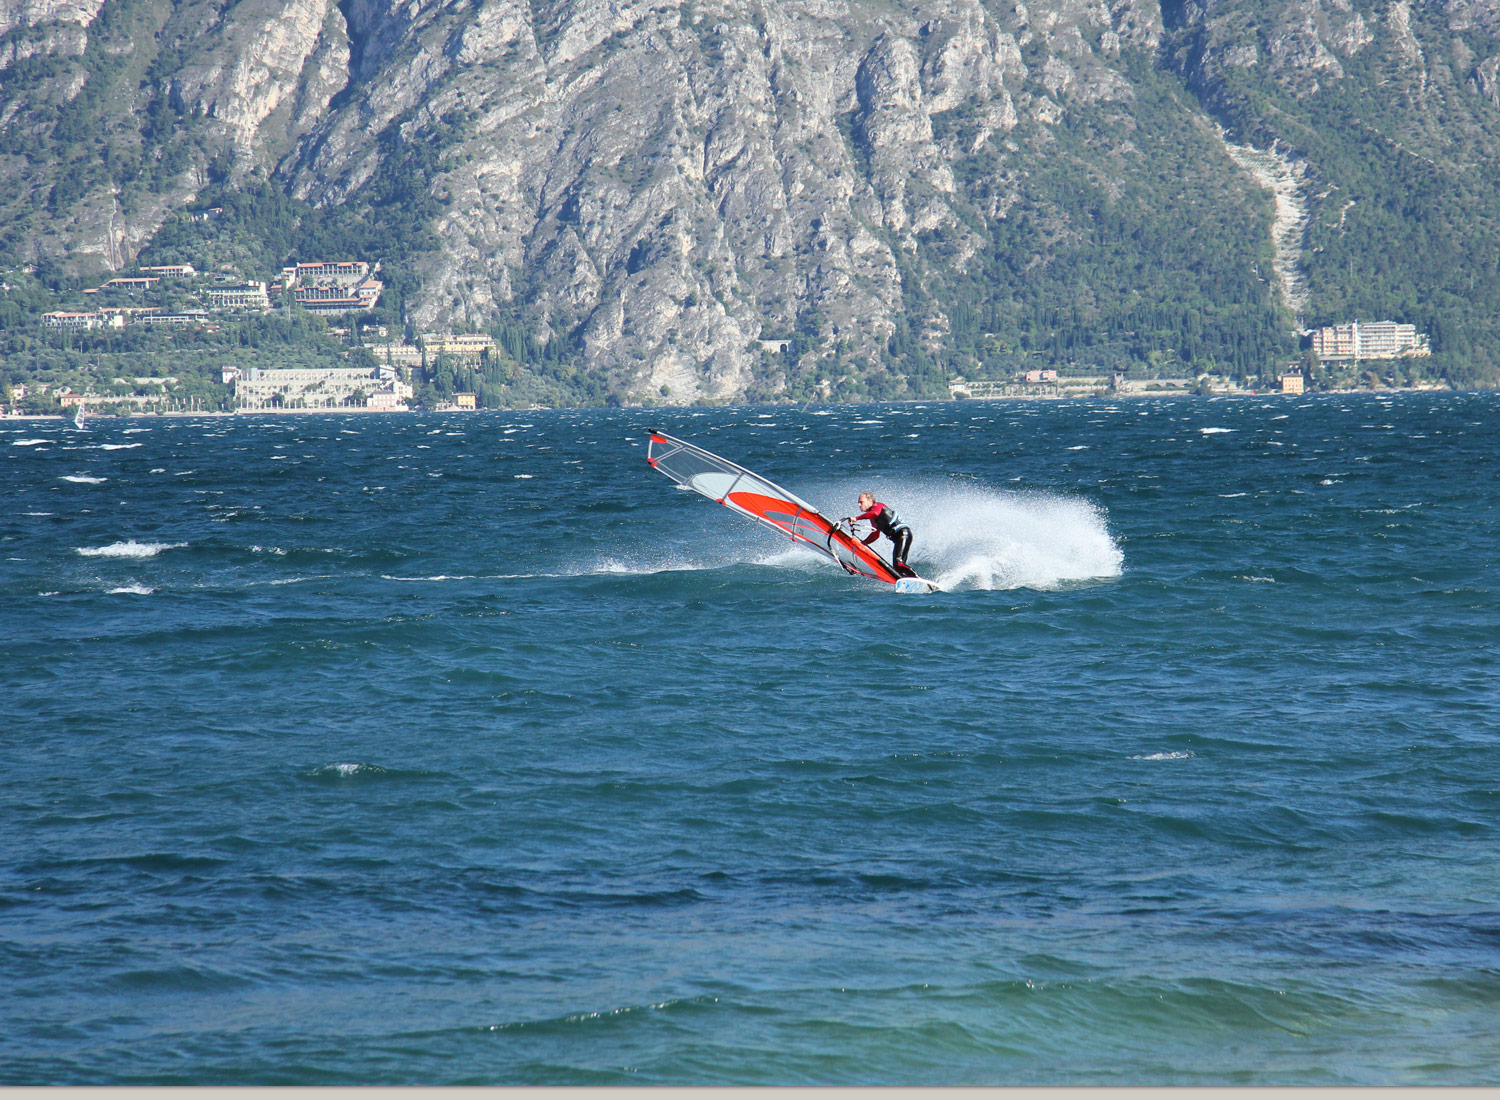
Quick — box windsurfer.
[846,492,916,578]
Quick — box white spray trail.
[814,478,1123,591]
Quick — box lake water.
[2,393,1497,1084]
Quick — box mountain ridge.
[4,0,1500,405]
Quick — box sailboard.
[646,430,939,592]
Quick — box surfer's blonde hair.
[859,490,874,500]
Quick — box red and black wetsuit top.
[854,501,908,545]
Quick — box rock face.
[273,0,1177,400]
[5,0,1500,397]
[167,0,349,157]
[0,0,105,38]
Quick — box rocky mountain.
[4,0,1500,402]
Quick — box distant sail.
[646,430,904,585]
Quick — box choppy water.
[2,394,1497,1085]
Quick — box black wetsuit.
[855,502,916,577]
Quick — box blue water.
[2,394,1497,1085]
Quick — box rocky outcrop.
[0,0,105,37]
[166,0,350,158]
[1167,0,1373,98]
[1474,54,1500,103]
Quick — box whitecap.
[1067,445,1088,451]
[310,762,386,778]
[1131,751,1194,761]
[1198,427,1235,435]
[1237,575,1275,583]
[514,473,534,479]
[12,439,49,446]
[22,511,53,516]
[77,540,186,558]
[107,584,155,595]
[1218,492,1247,498]
[97,443,142,450]
[61,475,107,484]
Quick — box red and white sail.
[646,430,904,585]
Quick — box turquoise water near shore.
[2,393,1497,1084]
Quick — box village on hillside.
[1,242,1442,416]
[4,255,510,415]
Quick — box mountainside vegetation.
[3,0,1499,409]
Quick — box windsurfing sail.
[646,430,905,584]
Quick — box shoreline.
[0,383,1474,421]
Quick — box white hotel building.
[1310,321,1431,362]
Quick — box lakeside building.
[89,306,165,323]
[232,366,412,410]
[279,261,371,288]
[206,282,271,312]
[1023,369,1059,383]
[421,333,496,359]
[1311,321,1431,362]
[139,264,197,277]
[294,279,382,315]
[42,311,125,330]
[132,311,211,326]
[379,344,425,368]
[84,276,161,295]
[366,389,407,410]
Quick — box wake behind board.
[646,429,940,593]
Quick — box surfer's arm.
[861,531,879,546]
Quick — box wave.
[12,438,49,446]
[60,475,107,484]
[1199,427,1236,435]
[309,762,386,779]
[107,584,155,595]
[97,443,143,450]
[77,540,186,558]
